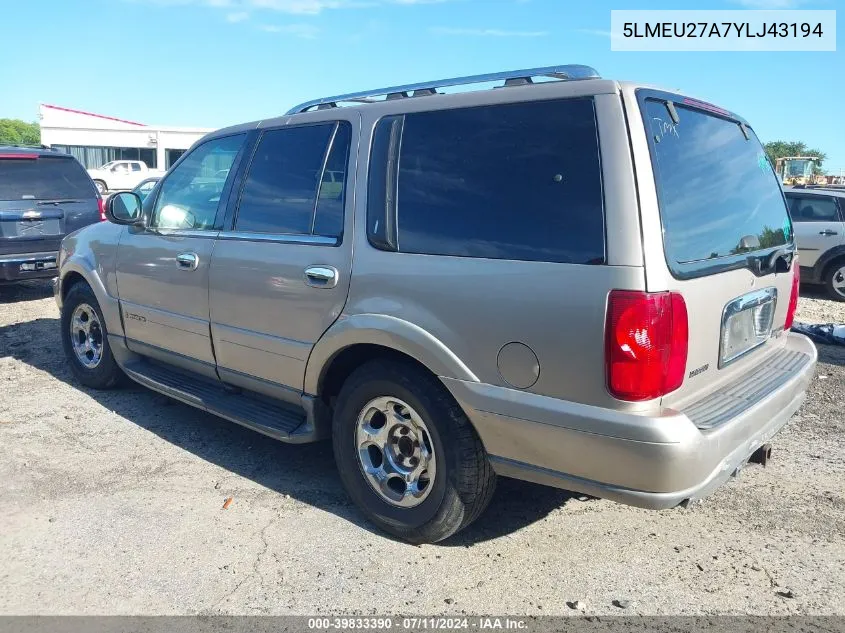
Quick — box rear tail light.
[784,256,800,330]
[98,197,106,221]
[605,290,689,401]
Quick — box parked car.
[0,146,103,283]
[784,187,845,301]
[54,65,817,543]
[132,176,161,202]
[86,160,164,195]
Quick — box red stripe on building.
[42,104,147,127]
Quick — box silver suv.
[54,65,817,543]
[784,187,845,301]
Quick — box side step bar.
[121,358,319,443]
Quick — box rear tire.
[93,180,107,195]
[60,282,123,389]
[332,359,496,544]
[823,260,845,302]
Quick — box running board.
[121,358,318,443]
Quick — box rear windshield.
[0,156,95,201]
[643,99,791,273]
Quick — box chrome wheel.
[94,181,106,195]
[355,396,436,508]
[70,303,104,369]
[832,266,845,298]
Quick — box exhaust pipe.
[749,443,773,467]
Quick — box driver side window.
[152,134,245,230]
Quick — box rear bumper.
[0,251,58,282]
[442,333,817,509]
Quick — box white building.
[38,104,213,171]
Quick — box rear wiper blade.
[36,199,85,205]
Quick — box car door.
[787,193,845,268]
[208,119,355,401]
[116,133,247,377]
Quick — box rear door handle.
[304,265,338,289]
[819,230,839,236]
[176,252,199,270]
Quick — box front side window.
[369,98,605,264]
[787,195,840,223]
[234,122,351,238]
[151,134,245,230]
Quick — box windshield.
[0,156,95,201]
[644,98,791,273]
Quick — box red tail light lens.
[784,256,800,330]
[98,197,106,221]
[605,290,689,401]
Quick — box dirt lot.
[1,281,843,616]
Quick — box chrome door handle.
[819,230,838,236]
[176,252,199,270]
[304,265,338,289]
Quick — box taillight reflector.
[98,197,106,221]
[605,290,689,402]
[784,256,800,330]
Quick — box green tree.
[0,119,41,146]
[764,140,827,175]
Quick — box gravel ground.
[1,281,843,616]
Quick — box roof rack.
[285,64,600,115]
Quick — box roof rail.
[0,143,54,150]
[285,64,600,115]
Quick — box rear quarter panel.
[313,81,653,411]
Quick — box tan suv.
[54,65,816,543]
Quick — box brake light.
[98,197,106,221]
[605,290,689,401]
[784,256,800,330]
[0,154,38,159]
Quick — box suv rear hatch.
[632,91,799,411]
[0,152,101,258]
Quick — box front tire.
[823,260,845,302]
[93,180,107,195]
[332,359,496,543]
[60,282,122,389]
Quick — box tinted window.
[787,195,840,222]
[314,123,352,238]
[152,134,244,230]
[0,156,94,200]
[235,124,335,234]
[644,99,790,269]
[384,98,604,264]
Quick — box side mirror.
[106,191,144,226]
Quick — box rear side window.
[368,98,605,264]
[235,122,351,238]
[787,195,841,222]
[0,156,94,201]
[643,98,791,274]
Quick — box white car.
[86,160,164,194]
[784,186,845,301]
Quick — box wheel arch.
[59,258,124,338]
[813,245,845,283]
[305,314,479,403]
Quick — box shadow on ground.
[0,300,576,545]
[0,279,55,304]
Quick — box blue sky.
[1,0,841,172]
